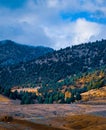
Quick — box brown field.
[0,94,11,102]
[0,116,63,130]
[0,100,106,130]
[0,114,106,130]
[53,114,106,130]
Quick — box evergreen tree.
[76,93,81,101]
[49,96,53,103]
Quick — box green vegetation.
[0,39,106,104]
[0,39,106,88]
[0,66,106,104]
[0,40,53,66]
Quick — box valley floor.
[0,101,106,130]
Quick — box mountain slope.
[81,86,106,102]
[0,40,54,66]
[0,39,106,88]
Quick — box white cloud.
[0,0,106,49]
[47,0,59,8]
[43,18,106,49]
[72,19,101,44]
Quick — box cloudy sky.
[0,0,106,49]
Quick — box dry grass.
[67,114,106,130]
[53,114,106,130]
[11,87,40,95]
[77,71,104,85]
[0,114,106,130]
[0,116,64,130]
[0,103,106,130]
[81,86,106,101]
[0,95,11,102]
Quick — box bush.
[0,116,13,122]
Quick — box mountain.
[0,40,54,66]
[0,39,106,89]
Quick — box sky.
[0,0,106,49]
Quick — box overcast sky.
[0,0,106,49]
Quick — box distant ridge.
[0,39,106,88]
[0,40,54,66]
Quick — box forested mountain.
[0,39,106,89]
[0,40,54,66]
[1,62,106,104]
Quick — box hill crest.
[0,40,54,66]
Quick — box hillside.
[0,40,106,104]
[0,39,106,89]
[81,86,106,102]
[34,67,106,104]
[0,40,54,66]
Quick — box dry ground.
[0,95,11,102]
[51,114,106,130]
[0,100,106,130]
[0,117,64,130]
[0,114,106,130]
